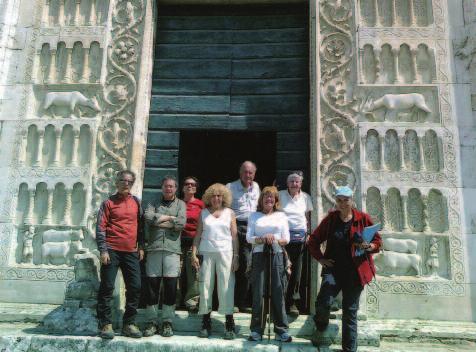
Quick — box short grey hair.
[287,170,304,182]
[116,169,136,183]
[161,175,178,187]
[239,160,257,173]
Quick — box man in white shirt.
[226,161,260,312]
[279,171,313,316]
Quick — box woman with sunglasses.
[180,176,205,312]
[308,186,382,352]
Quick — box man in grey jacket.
[143,175,186,337]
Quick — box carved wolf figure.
[363,93,431,121]
[374,251,422,277]
[43,91,101,117]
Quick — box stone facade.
[0,0,475,323]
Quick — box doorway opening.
[178,130,276,195]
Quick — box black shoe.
[313,315,329,332]
[224,315,236,340]
[198,313,211,338]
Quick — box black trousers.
[285,241,304,309]
[315,269,363,352]
[97,249,141,327]
[234,222,252,308]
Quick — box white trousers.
[198,251,235,315]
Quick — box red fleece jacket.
[308,208,382,286]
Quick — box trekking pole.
[267,243,272,342]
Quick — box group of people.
[95,161,381,352]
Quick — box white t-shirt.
[279,190,313,231]
[246,211,290,253]
[199,208,233,253]
[226,179,260,221]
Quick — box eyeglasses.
[336,197,351,203]
[184,182,197,187]
[119,179,134,184]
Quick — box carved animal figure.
[42,229,82,243]
[43,91,100,117]
[374,251,422,276]
[383,238,418,254]
[41,240,83,265]
[363,93,431,121]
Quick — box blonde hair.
[202,183,232,208]
[257,186,281,212]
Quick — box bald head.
[239,161,257,187]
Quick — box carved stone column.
[359,48,365,84]
[374,48,381,83]
[408,0,416,27]
[74,0,81,26]
[392,48,400,83]
[24,188,36,225]
[63,188,72,225]
[381,193,388,231]
[18,130,28,166]
[422,194,430,233]
[59,0,66,27]
[52,128,62,167]
[418,133,426,171]
[399,133,405,170]
[71,129,80,166]
[373,0,381,27]
[88,0,97,26]
[401,194,410,232]
[64,47,73,83]
[42,0,51,27]
[391,0,398,26]
[411,48,418,83]
[34,130,45,167]
[42,187,54,225]
[81,47,89,83]
[379,135,385,170]
[48,49,56,83]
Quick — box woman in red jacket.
[308,186,382,352]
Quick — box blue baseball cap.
[335,186,353,197]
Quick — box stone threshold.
[1,303,476,350]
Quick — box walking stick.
[266,243,272,341]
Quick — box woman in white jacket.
[246,186,291,342]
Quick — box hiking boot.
[143,323,157,337]
[248,331,262,341]
[198,313,211,338]
[224,315,235,340]
[161,321,174,337]
[122,324,142,338]
[99,324,114,339]
[288,303,299,316]
[275,331,292,342]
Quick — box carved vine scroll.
[319,0,358,209]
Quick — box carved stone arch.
[384,129,400,171]
[386,187,403,232]
[366,186,383,225]
[428,189,448,233]
[404,129,420,171]
[365,129,381,170]
[407,188,424,232]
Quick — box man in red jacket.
[308,186,382,352]
[96,170,145,339]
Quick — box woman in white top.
[191,183,239,339]
[246,186,292,342]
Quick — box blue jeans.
[314,269,363,352]
[97,249,141,327]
